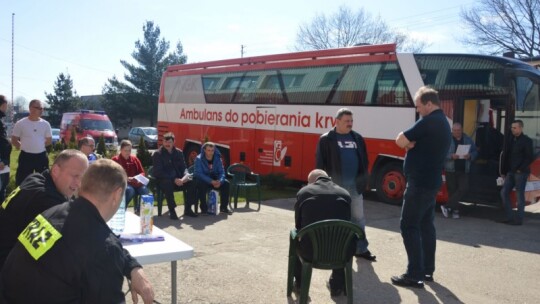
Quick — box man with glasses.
[11,99,52,185]
[152,132,196,219]
[78,136,100,164]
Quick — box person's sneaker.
[169,213,179,220]
[424,274,434,282]
[391,274,424,288]
[452,210,460,219]
[440,205,450,218]
[506,220,523,226]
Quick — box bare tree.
[295,5,428,53]
[461,0,540,58]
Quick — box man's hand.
[211,180,221,188]
[130,267,154,304]
[174,177,184,186]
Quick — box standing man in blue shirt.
[393,86,451,288]
[316,108,375,262]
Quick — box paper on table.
[455,144,470,158]
[0,165,9,174]
[133,174,149,186]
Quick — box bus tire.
[184,144,201,167]
[375,162,406,205]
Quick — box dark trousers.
[400,182,439,280]
[159,179,196,215]
[16,151,48,186]
[196,179,230,213]
[501,171,528,223]
[0,173,9,203]
[446,171,469,210]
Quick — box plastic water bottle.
[107,195,126,234]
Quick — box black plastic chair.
[226,163,261,210]
[286,220,363,304]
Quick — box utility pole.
[241,45,246,58]
[11,13,15,110]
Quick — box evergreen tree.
[136,136,152,168]
[45,73,81,126]
[102,21,187,128]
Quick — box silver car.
[128,127,158,148]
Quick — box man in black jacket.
[294,169,353,296]
[0,149,88,269]
[152,132,196,219]
[315,108,375,261]
[499,120,534,226]
[1,159,154,303]
[0,95,12,202]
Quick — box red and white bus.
[157,44,540,206]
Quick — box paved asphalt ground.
[124,196,540,304]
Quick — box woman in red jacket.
[112,140,149,213]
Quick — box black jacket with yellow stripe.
[1,197,141,303]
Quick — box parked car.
[128,127,158,148]
[51,128,60,145]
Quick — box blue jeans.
[501,172,528,223]
[400,182,438,281]
[125,185,149,207]
[347,188,369,254]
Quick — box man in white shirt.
[11,99,52,185]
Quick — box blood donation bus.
[156,44,540,206]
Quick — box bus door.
[458,98,506,205]
[253,106,278,175]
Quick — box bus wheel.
[184,144,200,167]
[375,162,406,205]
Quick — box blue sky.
[0,0,475,104]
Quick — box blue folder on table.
[120,233,165,243]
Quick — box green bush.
[137,136,152,168]
[68,128,78,149]
[96,134,107,158]
[260,172,293,189]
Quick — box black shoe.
[391,274,424,288]
[355,250,376,261]
[330,288,344,297]
[220,208,233,215]
[506,220,522,226]
[169,212,179,220]
[326,281,346,297]
[184,210,198,218]
[424,274,434,282]
[495,218,512,223]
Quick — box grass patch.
[7,150,299,207]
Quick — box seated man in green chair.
[294,169,352,297]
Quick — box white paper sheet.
[455,144,470,158]
[133,174,149,185]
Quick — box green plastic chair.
[226,163,261,210]
[286,219,363,304]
